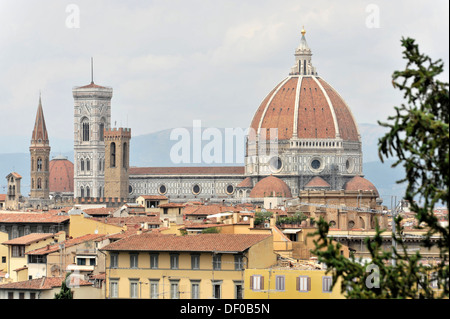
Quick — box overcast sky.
[0,0,448,152]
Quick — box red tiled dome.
[49,156,74,193]
[344,176,378,195]
[249,76,359,142]
[250,175,292,198]
[304,176,331,188]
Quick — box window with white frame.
[170,254,179,270]
[322,276,333,293]
[170,281,179,299]
[150,280,159,299]
[130,279,139,298]
[275,275,285,291]
[110,280,119,298]
[250,275,264,291]
[130,253,138,269]
[191,280,200,299]
[150,254,158,269]
[297,276,311,292]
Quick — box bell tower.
[73,60,112,200]
[104,128,131,202]
[30,95,51,199]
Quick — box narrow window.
[130,253,138,268]
[110,253,118,268]
[297,276,311,292]
[275,275,285,291]
[110,142,116,168]
[150,254,159,269]
[37,158,42,171]
[123,142,128,168]
[150,280,159,299]
[322,276,332,293]
[99,122,105,141]
[191,254,200,270]
[170,254,179,270]
[191,281,200,299]
[110,281,119,298]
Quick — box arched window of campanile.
[110,142,116,168]
[80,187,84,198]
[37,178,42,190]
[123,142,128,169]
[81,117,90,142]
[99,118,106,141]
[37,158,42,172]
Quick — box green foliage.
[276,212,307,225]
[254,211,273,226]
[310,37,449,299]
[201,227,221,234]
[54,273,73,299]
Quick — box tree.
[310,37,449,299]
[54,273,73,299]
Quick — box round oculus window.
[158,184,167,195]
[269,157,283,172]
[192,184,201,195]
[128,185,133,194]
[311,159,321,170]
[226,184,235,195]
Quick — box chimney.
[232,212,238,224]
[250,216,254,228]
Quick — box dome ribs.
[297,77,335,139]
[318,79,359,141]
[260,77,298,140]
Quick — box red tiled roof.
[100,233,271,253]
[0,277,92,290]
[129,166,245,176]
[304,176,331,188]
[159,203,186,208]
[237,177,253,188]
[2,233,55,245]
[83,207,117,216]
[138,195,168,200]
[344,176,379,195]
[250,175,292,198]
[6,172,22,179]
[0,194,6,202]
[0,213,70,224]
[183,205,240,216]
[78,82,107,89]
[93,216,160,227]
[27,234,105,255]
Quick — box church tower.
[104,128,131,201]
[30,95,51,199]
[73,61,112,199]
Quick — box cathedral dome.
[248,29,360,143]
[250,175,292,198]
[344,176,378,195]
[49,156,74,193]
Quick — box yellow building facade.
[244,268,344,299]
[101,233,277,299]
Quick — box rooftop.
[101,233,271,253]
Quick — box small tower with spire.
[30,94,51,199]
[290,27,318,76]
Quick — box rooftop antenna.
[91,57,94,84]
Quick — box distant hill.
[0,123,406,203]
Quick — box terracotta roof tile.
[249,175,292,198]
[138,195,168,200]
[0,277,92,290]
[0,194,6,201]
[101,233,271,253]
[237,177,253,188]
[27,234,105,255]
[304,176,331,188]
[0,213,70,224]
[2,233,55,245]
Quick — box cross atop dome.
[290,26,317,76]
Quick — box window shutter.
[307,277,311,292]
[296,276,300,291]
[250,275,253,290]
[260,276,264,290]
